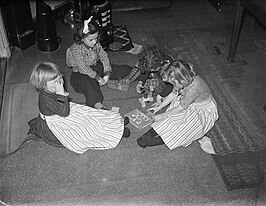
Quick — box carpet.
[154,30,266,190]
[2,81,249,205]
[0,33,262,206]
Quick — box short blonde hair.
[30,62,61,90]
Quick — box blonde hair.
[161,59,196,88]
[30,62,62,90]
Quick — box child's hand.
[150,94,162,107]
[98,77,105,86]
[136,81,144,94]
[147,106,160,115]
[54,77,65,95]
[152,114,164,122]
[151,100,161,108]
[146,110,155,117]
[102,75,109,85]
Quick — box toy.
[138,84,155,108]
[138,59,172,108]
[125,108,153,130]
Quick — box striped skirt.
[41,102,124,154]
[152,95,219,150]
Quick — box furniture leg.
[207,0,222,12]
[227,0,244,62]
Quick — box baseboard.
[111,0,172,12]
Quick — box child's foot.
[137,138,147,148]
[198,136,216,154]
[122,127,131,138]
[124,117,129,126]
[94,102,107,110]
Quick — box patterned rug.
[154,30,266,190]
[206,74,266,190]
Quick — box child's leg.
[70,72,83,93]
[71,72,103,107]
[137,128,164,148]
[107,65,142,91]
[110,64,133,80]
[125,66,143,83]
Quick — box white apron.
[40,102,124,154]
[152,95,218,150]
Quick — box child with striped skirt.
[29,62,130,154]
[137,60,218,152]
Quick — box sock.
[198,136,216,154]
[125,66,143,83]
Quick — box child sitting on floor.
[28,62,130,154]
[107,44,175,108]
[136,59,219,152]
[107,44,166,92]
[66,16,133,109]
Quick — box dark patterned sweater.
[38,89,70,117]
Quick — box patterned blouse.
[66,42,112,80]
[179,75,211,110]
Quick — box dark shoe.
[137,138,147,148]
[124,117,129,126]
[122,127,131,138]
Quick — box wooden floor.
[0,0,266,204]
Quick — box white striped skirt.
[41,102,124,154]
[152,95,219,150]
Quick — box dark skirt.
[28,116,65,148]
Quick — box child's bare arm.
[147,92,175,114]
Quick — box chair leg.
[227,0,244,62]
[207,0,222,12]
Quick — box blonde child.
[137,60,219,150]
[29,62,130,154]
